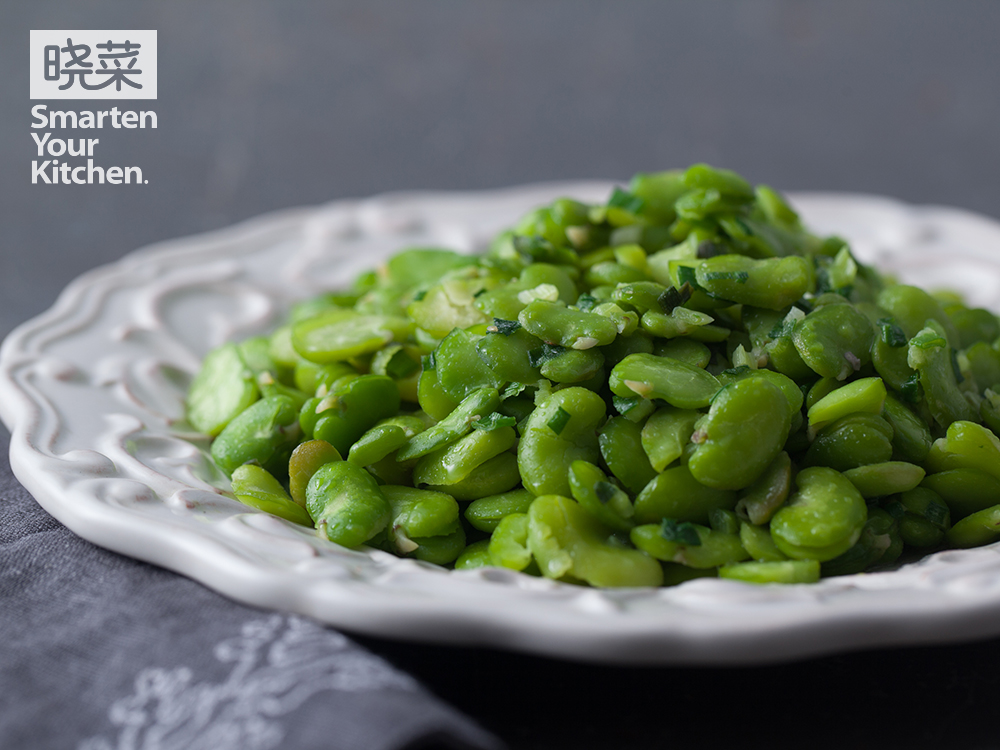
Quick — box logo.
[30,30,157,100]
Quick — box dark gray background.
[4,2,1000,748]
[3,1,1000,338]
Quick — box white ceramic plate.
[5,182,1000,666]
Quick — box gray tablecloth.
[0,428,502,750]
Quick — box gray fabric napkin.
[0,428,503,750]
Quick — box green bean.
[435,328,503,401]
[641,308,729,342]
[709,508,741,535]
[476,263,578,320]
[770,467,868,561]
[292,309,414,363]
[945,504,1000,548]
[518,299,619,350]
[598,329,654,368]
[528,495,663,587]
[717,369,803,422]
[792,303,875,380]
[413,426,517,487]
[230,464,313,526]
[348,415,427,467]
[694,254,812,310]
[598,416,658,494]
[633,466,737,525]
[211,395,301,478]
[539,348,605,384]
[288,439,342,507]
[641,406,701,472]
[820,507,901,576]
[877,284,960,347]
[629,170,685,224]
[590,302,639,337]
[237,336,278,378]
[871,317,918,395]
[718,560,820,584]
[893,487,950,547]
[454,539,492,570]
[631,522,748,568]
[583,261,648,287]
[961,341,1000,393]
[268,325,299,379]
[416,369,460,421]
[312,375,401,456]
[489,513,533,571]
[465,488,535,533]
[382,485,460,553]
[920,469,1000,519]
[425,452,522,500]
[688,377,792,490]
[609,353,721,409]
[653,338,711,369]
[475,326,543,383]
[807,377,886,433]
[307,461,391,548]
[187,343,259,436]
[804,414,894,472]
[739,522,788,562]
[518,387,606,497]
[743,306,815,381]
[881,394,933,464]
[568,460,635,532]
[398,387,501,461]
[735,451,792,525]
[908,322,978,427]
[400,526,467,564]
[924,421,1000,481]
[842,461,925,498]
[384,248,479,288]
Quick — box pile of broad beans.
[187,164,1000,587]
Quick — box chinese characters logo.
[30,30,157,99]
[46,38,144,92]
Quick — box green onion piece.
[702,270,749,284]
[547,406,572,435]
[528,343,566,368]
[876,317,908,348]
[594,481,618,505]
[501,382,528,401]
[677,266,698,287]
[514,234,554,260]
[660,518,701,546]
[658,283,693,313]
[720,365,752,377]
[900,373,921,403]
[608,186,644,214]
[576,293,598,312]
[612,395,641,415]
[923,501,949,528]
[472,412,518,432]
[884,500,906,519]
[491,318,521,335]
